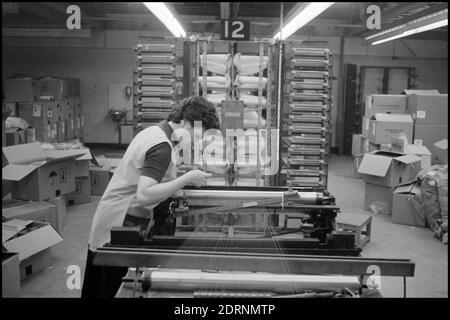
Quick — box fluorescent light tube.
[143,2,186,37]
[274,2,334,40]
[372,18,447,45]
[370,8,447,45]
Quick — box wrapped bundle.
[200,54,232,75]
[244,110,266,128]
[235,75,268,89]
[233,53,268,75]
[197,74,232,89]
[207,93,228,105]
[238,93,267,106]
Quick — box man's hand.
[183,170,212,187]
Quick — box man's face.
[181,120,204,141]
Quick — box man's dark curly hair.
[168,95,220,130]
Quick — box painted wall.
[2,30,448,146]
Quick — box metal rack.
[133,42,179,132]
[280,46,332,189]
[192,38,277,187]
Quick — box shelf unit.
[133,41,179,133]
[280,46,332,189]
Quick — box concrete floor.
[19,155,448,298]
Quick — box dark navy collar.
[158,120,177,145]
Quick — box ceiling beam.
[220,2,231,20]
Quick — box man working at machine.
[82,95,220,298]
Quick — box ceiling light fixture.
[142,2,186,37]
[273,2,335,40]
[368,8,447,45]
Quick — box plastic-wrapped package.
[238,93,267,106]
[233,53,268,75]
[206,93,228,105]
[5,116,29,130]
[197,74,232,88]
[200,54,232,75]
[243,110,266,128]
[235,75,268,89]
[418,165,448,243]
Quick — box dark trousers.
[81,214,150,298]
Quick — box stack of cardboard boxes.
[1,143,86,288]
[3,75,83,145]
[352,90,448,227]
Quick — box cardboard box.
[2,143,85,201]
[56,121,65,142]
[405,144,431,170]
[72,96,81,118]
[3,220,63,280]
[362,117,370,138]
[353,154,363,179]
[24,127,36,143]
[430,139,448,165]
[365,94,407,118]
[358,151,422,188]
[2,252,21,297]
[65,119,74,141]
[34,124,57,143]
[62,99,74,120]
[3,102,17,117]
[73,177,91,204]
[47,196,67,233]
[6,128,26,146]
[4,78,37,102]
[364,182,394,214]
[413,124,447,150]
[407,94,448,125]
[352,134,369,155]
[392,181,426,227]
[73,117,81,138]
[2,201,60,233]
[369,114,413,145]
[74,149,92,177]
[90,167,114,196]
[67,79,80,97]
[17,102,60,126]
[36,77,70,100]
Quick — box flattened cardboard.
[3,221,63,261]
[402,89,440,95]
[2,201,59,233]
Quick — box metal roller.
[136,43,175,53]
[179,189,328,204]
[140,268,360,293]
[287,158,325,166]
[291,70,329,80]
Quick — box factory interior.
[2,2,448,300]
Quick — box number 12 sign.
[221,20,250,41]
